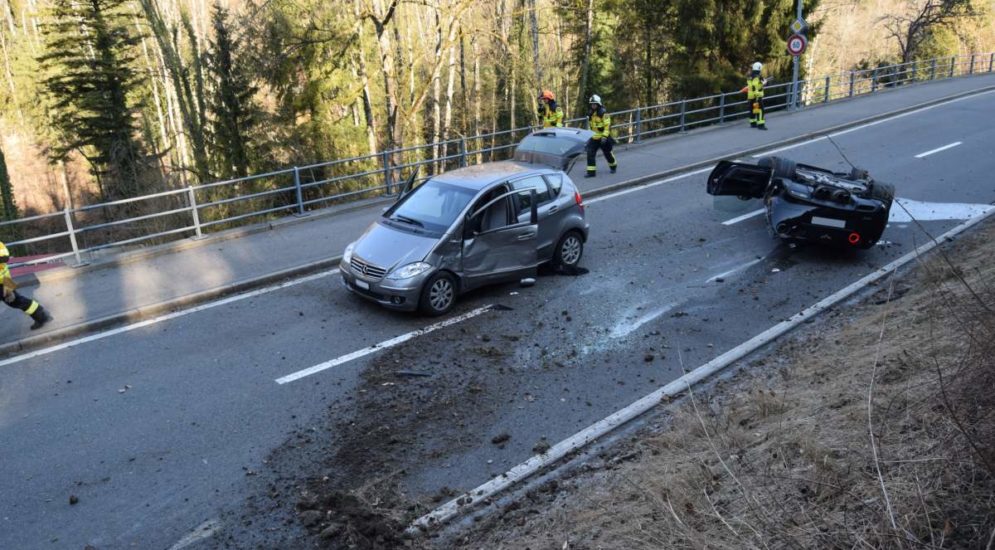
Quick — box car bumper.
[339,260,426,311]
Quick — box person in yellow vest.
[1,242,52,330]
[584,94,617,178]
[746,61,768,130]
[538,90,564,128]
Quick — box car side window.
[468,186,512,234]
[511,176,551,216]
[543,174,563,198]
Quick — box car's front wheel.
[553,230,584,269]
[418,271,457,316]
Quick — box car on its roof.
[707,156,894,249]
[340,127,593,315]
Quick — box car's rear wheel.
[554,230,584,269]
[418,271,457,316]
[758,156,797,180]
[867,182,895,204]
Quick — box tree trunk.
[431,5,442,170]
[354,0,379,155]
[577,0,594,109]
[442,42,456,163]
[528,0,540,91]
[0,26,21,125]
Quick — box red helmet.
[539,90,555,101]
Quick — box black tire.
[553,230,584,269]
[418,271,457,316]
[849,167,870,181]
[757,156,797,180]
[867,182,895,204]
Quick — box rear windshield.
[386,179,476,233]
[516,134,582,155]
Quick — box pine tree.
[205,3,257,179]
[0,144,17,221]
[38,0,157,200]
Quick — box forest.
[0,0,992,244]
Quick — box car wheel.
[867,182,895,204]
[418,271,457,316]
[758,156,797,180]
[554,231,584,269]
[849,167,870,181]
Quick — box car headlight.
[386,262,432,280]
[342,242,355,264]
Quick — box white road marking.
[889,198,993,223]
[408,201,995,534]
[275,305,494,384]
[753,89,995,158]
[914,141,962,158]
[0,269,340,369]
[168,518,221,550]
[585,167,713,204]
[721,208,765,225]
[706,258,764,283]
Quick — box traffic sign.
[790,18,808,34]
[787,33,807,56]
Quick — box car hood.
[352,220,439,271]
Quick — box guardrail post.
[63,207,87,266]
[186,186,203,239]
[848,71,855,97]
[381,150,393,194]
[823,76,831,103]
[679,100,687,132]
[911,60,917,82]
[930,58,937,80]
[292,166,307,216]
[634,108,643,142]
[459,137,468,167]
[949,56,955,78]
[990,53,994,72]
[969,54,975,75]
[718,94,725,124]
[871,68,878,92]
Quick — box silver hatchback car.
[341,128,592,315]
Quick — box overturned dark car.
[707,156,894,249]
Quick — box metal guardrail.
[3,53,993,268]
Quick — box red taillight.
[848,232,861,245]
[575,191,584,212]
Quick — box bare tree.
[881,0,976,63]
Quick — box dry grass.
[453,222,995,550]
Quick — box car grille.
[350,256,387,279]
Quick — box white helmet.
[752,62,763,72]
[588,94,602,105]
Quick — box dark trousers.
[585,138,617,173]
[4,290,37,313]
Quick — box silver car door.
[462,190,538,290]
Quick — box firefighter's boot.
[29,306,52,330]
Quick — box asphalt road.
[2,90,994,550]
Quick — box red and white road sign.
[787,33,807,56]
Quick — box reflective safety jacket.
[541,101,564,127]
[589,107,611,140]
[747,76,765,100]
[0,241,15,293]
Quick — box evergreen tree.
[0,144,17,221]
[205,3,257,179]
[38,0,157,200]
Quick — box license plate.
[811,216,846,228]
[354,279,370,290]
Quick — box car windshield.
[386,179,477,233]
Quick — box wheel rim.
[429,278,454,311]
[561,235,582,266]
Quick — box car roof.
[433,160,553,191]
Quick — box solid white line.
[706,257,764,283]
[275,305,494,384]
[753,89,995,158]
[408,205,995,533]
[721,208,764,226]
[585,167,713,204]
[0,269,340,369]
[915,141,962,158]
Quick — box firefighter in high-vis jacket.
[746,61,768,130]
[1,241,52,330]
[585,94,617,177]
[538,90,564,128]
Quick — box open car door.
[706,160,772,199]
[514,128,594,172]
[461,189,539,291]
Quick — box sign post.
[789,0,806,110]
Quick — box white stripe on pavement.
[915,141,962,158]
[0,269,340,369]
[721,208,764,225]
[275,305,494,384]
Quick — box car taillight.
[575,191,584,212]
[848,232,861,245]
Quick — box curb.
[409,195,995,534]
[6,83,995,355]
[0,256,342,357]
